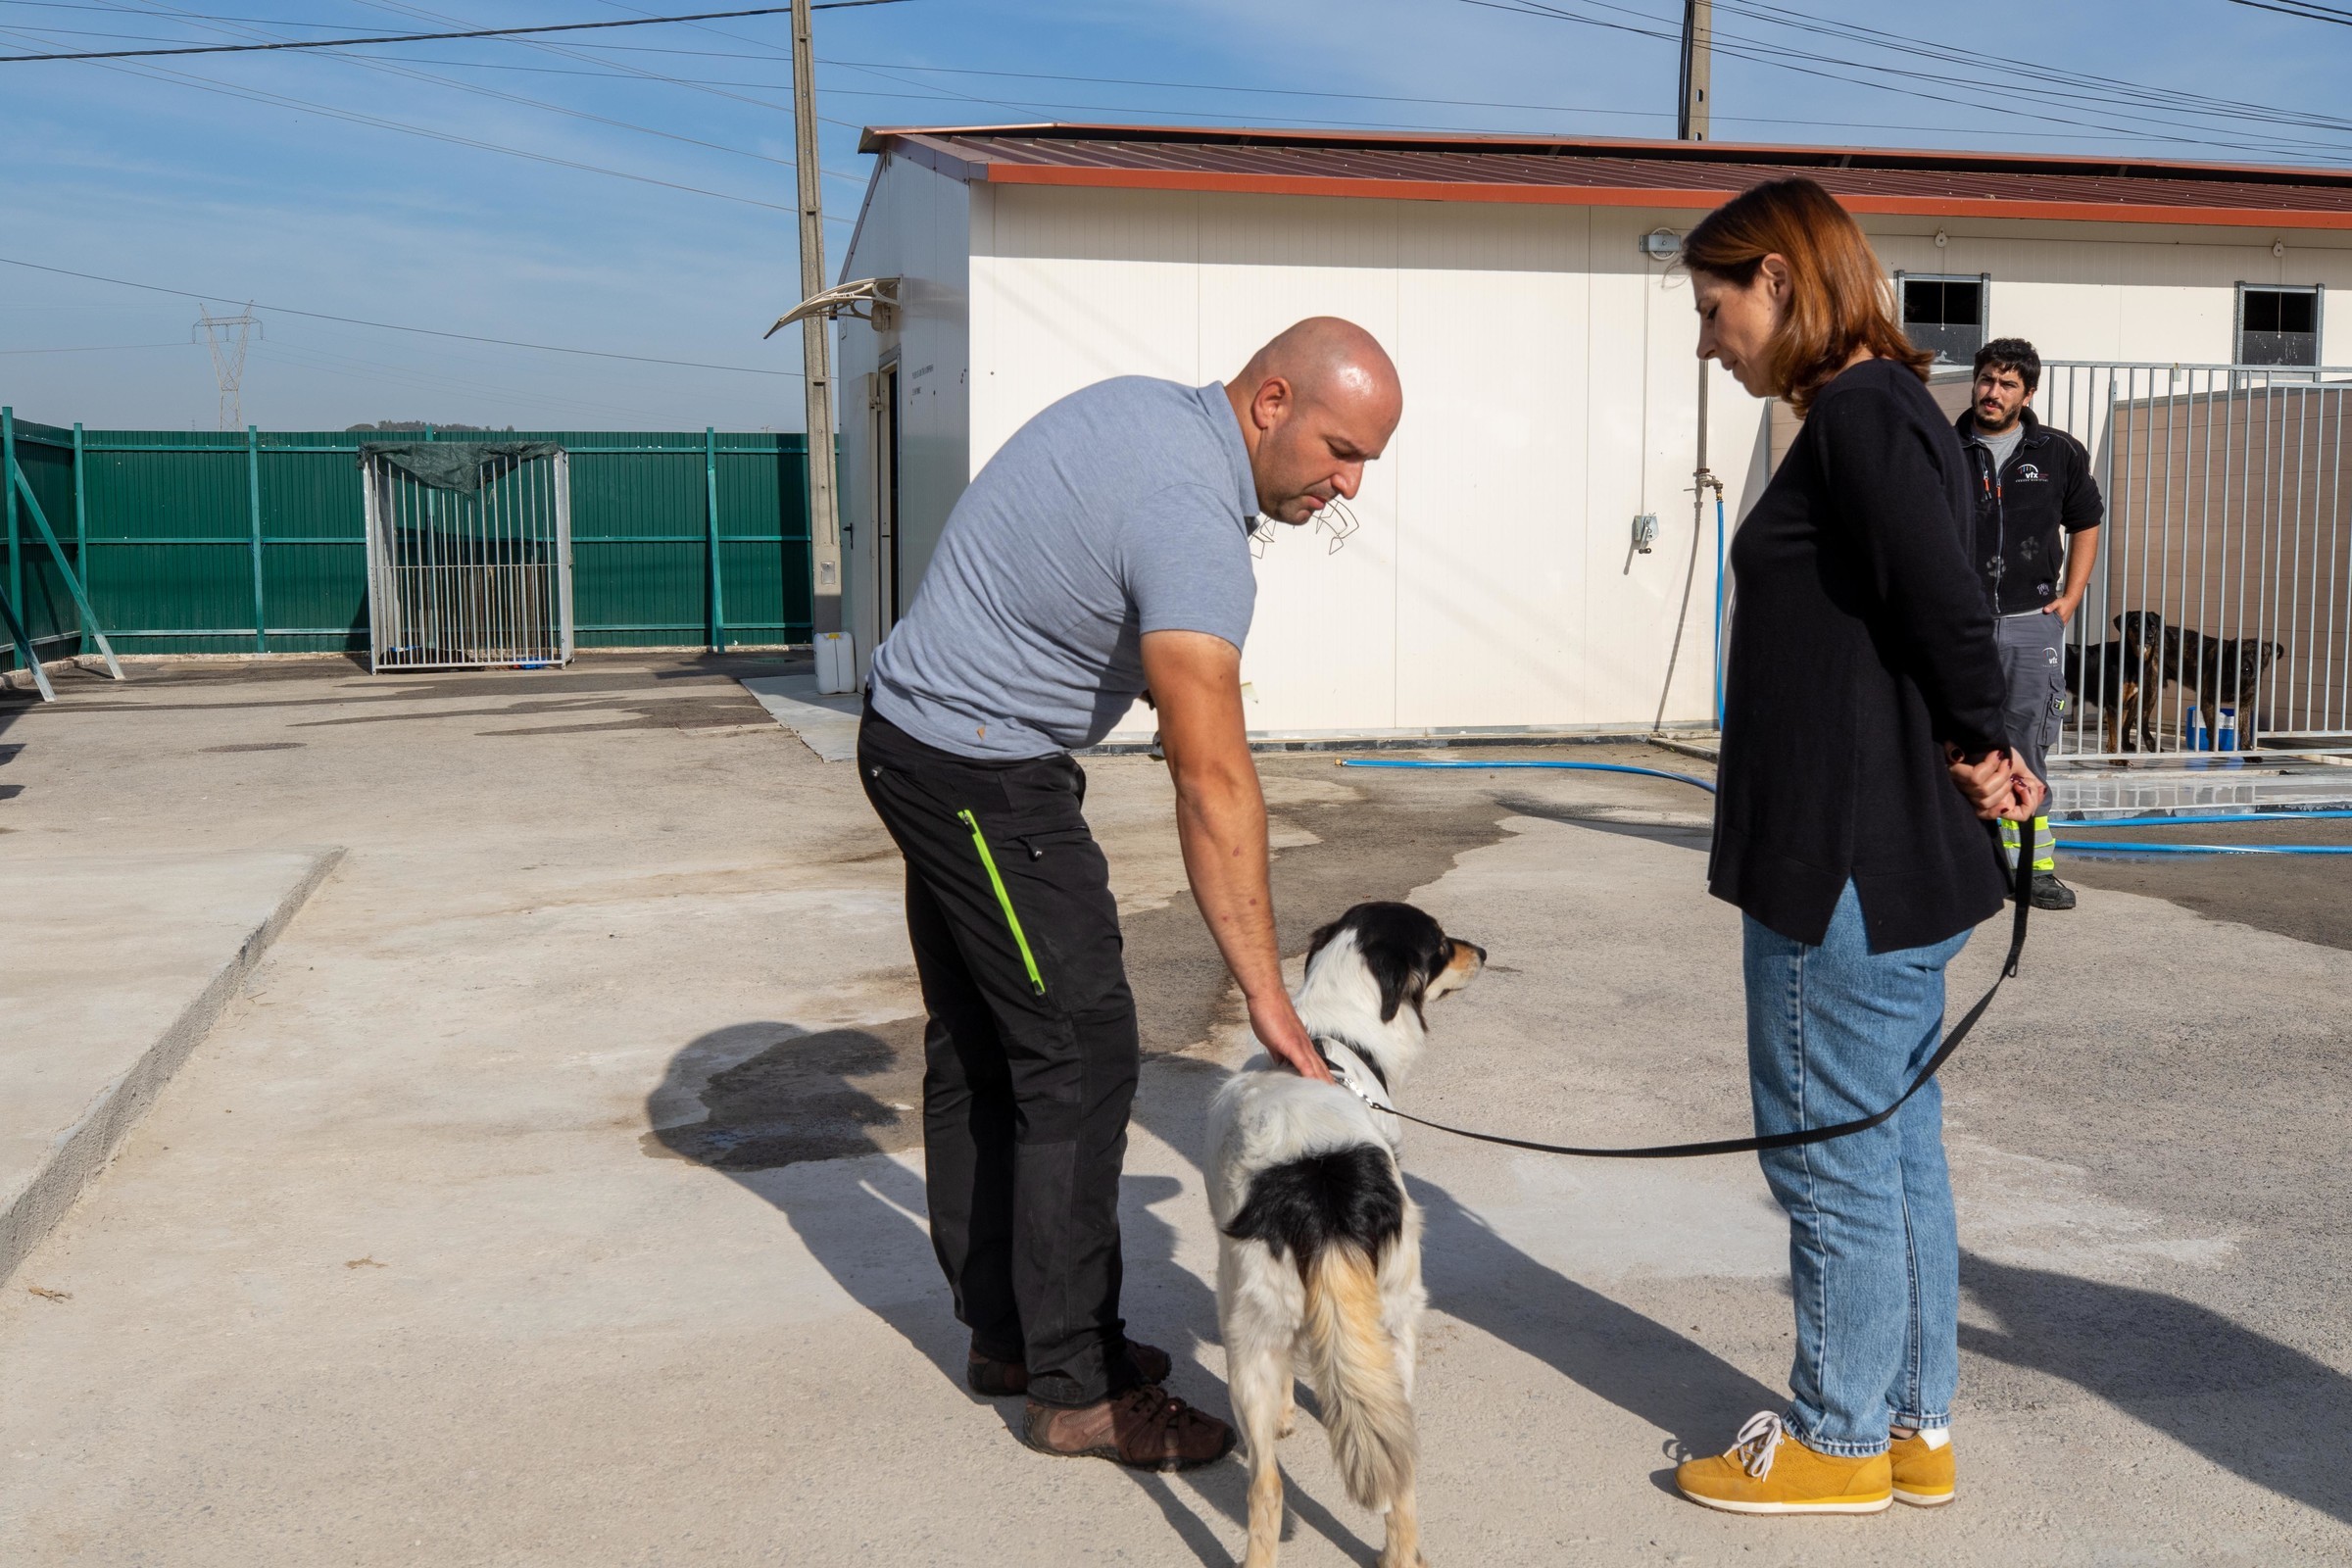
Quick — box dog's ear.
[1374,916,1455,1024]
[1374,950,1422,1025]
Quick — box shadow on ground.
[1962,1250,2352,1526]
[642,1020,1378,1567]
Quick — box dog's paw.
[1276,1403,1297,1440]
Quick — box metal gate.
[361,441,573,672]
[2035,363,2352,760]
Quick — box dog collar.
[1313,1034,1397,1121]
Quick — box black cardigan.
[1709,359,2012,951]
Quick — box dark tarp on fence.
[359,440,565,494]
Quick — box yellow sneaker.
[1889,1430,1955,1507]
[1675,1413,1893,1515]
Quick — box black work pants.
[857,709,1143,1408]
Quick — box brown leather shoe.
[1021,1386,1235,1471]
[967,1339,1172,1397]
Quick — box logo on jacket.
[2014,462,2048,483]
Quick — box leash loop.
[1375,845,2033,1161]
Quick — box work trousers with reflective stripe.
[857,709,1145,1408]
[1996,612,2064,873]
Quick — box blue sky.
[3,0,2350,431]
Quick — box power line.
[1703,0,2352,144]
[0,255,805,377]
[0,19,846,220]
[0,1,906,62]
[269,47,2352,158]
[1464,0,2352,165]
[2231,0,2352,24]
[110,0,810,177]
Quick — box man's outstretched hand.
[1249,988,1332,1082]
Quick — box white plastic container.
[813,630,858,695]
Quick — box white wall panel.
[834,157,970,677]
[876,173,2351,738]
[1197,193,1404,737]
[1389,201,1592,728]
[971,185,1202,467]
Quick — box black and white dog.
[1204,901,1485,1568]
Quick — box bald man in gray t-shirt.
[868,376,1259,759]
[855,319,1401,1471]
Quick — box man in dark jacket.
[1957,337,2103,910]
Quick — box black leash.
[1365,845,2033,1160]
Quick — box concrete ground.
[1,655,2347,1566]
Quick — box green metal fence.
[0,409,814,665]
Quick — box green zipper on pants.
[956,808,1047,996]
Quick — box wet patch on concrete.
[2059,819,2352,952]
[1122,757,1528,1059]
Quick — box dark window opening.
[2238,285,2321,368]
[1899,275,1985,365]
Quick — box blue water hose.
[2057,840,2352,856]
[1338,759,1718,794]
[2058,808,2352,828]
[2056,806,2352,854]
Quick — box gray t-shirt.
[1972,419,2025,472]
[867,376,1258,760]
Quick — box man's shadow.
[645,1021,1379,1568]
[1962,1250,2352,1525]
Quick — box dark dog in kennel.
[2065,610,2165,753]
[2159,627,2287,749]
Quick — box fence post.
[705,426,726,652]
[3,406,18,672]
[72,421,88,657]
[246,424,267,653]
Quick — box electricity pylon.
[193,303,262,430]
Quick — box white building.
[828,126,2352,744]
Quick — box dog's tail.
[1301,1243,1416,1510]
[1225,1146,1414,1510]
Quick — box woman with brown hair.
[1671,177,2042,1516]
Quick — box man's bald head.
[1225,318,1403,524]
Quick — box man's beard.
[1976,404,2023,434]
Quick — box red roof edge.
[856,122,2352,195]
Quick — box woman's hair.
[1682,176,1930,413]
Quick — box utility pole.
[1677,0,1711,141]
[1679,1,1722,726]
[790,0,843,634]
[194,303,261,431]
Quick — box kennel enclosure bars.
[2032,363,2352,761]
[361,441,572,672]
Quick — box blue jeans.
[1744,883,1967,1457]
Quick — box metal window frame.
[1893,270,1992,325]
[1893,270,1992,365]
[2235,280,2325,368]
